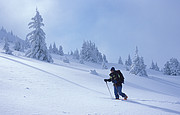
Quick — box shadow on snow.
[0,55,106,96]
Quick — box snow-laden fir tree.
[118,56,123,65]
[52,42,58,54]
[103,54,108,63]
[25,37,30,49]
[154,62,160,71]
[3,37,12,55]
[164,61,171,75]
[80,41,103,63]
[97,51,103,63]
[130,47,148,76]
[164,58,180,76]
[150,61,159,71]
[70,51,73,55]
[25,9,53,63]
[125,54,132,71]
[58,45,64,56]
[169,58,180,76]
[150,61,155,70]
[125,54,132,66]
[73,49,80,60]
[49,44,53,53]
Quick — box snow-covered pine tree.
[25,37,30,49]
[169,58,180,76]
[70,51,73,55]
[52,42,58,54]
[138,57,148,76]
[73,49,80,60]
[80,41,103,63]
[118,56,123,65]
[130,47,148,76]
[150,61,160,71]
[177,63,180,76]
[49,44,53,53]
[125,54,132,71]
[3,37,13,55]
[97,51,103,63]
[80,41,88,61]
[163,61,171,75]
[150,61,155,70]
[25,9,53,63]
[58,45,64,56]
[154,62,160,71]
[164,58,180,76]
[103,54,108,63]
[125,54,132,66]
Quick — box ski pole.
[106,82,113,99]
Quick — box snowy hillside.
[0,48,180,115]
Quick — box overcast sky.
[0,0,180,68]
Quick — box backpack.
[116,70,124,84]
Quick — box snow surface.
[0,43,180,115]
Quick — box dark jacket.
[107,71,122,86]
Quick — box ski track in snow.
[53,62,89,72]
[126,81,177,97]
[0,55,106,96]
[148,75,180,88]
[124,99,180,115]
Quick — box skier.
[104,67,128,100]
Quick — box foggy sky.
[0,0,180,68]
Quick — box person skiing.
[104,67,128,100]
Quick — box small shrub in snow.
[102,62,108,69]
[14,40,24,52]
[63,57,70,63]
[79,59,84,64]
[90,70,98,75]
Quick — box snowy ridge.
[0,52,180,115]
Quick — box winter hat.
[110,67,115,71]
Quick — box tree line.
[1,9,180,77]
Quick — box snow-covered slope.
[0,52,180,115]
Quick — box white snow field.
[0,51,180,115]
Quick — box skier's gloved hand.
[104,79,108,82]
